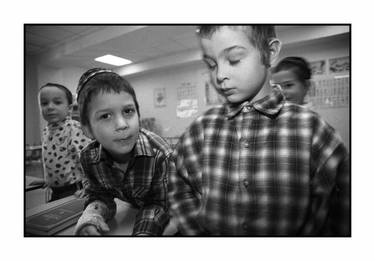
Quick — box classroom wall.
[25,55,41,145]
[128,61,214,138]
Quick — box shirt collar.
[46,117,70,130]
[87,129,154,164]
[225,86,285,119]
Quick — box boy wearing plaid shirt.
[169,25,350,236]
[74,68,174,236]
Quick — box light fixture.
[334,75,349,79]
[94,54,132,66]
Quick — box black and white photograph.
[24,24,351,238]
[0,0,371,259]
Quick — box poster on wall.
[176,99,198,118]
[309,77,349,108]
[329,56,349,74]
[154,87,167,107]
[176,81,198,118]
[309,60,326,76]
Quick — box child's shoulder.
[191,104,226,125]
[281,102,337,132]
[65,118,82,129]
[139,128,173,157]
[80,139,99,154]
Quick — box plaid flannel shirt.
[80,128,174,235]
[169,87,350,236]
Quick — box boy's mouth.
[114,136,133,143]
[221,88,236,96]
[46,113,58,118]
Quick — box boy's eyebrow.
[94,103,135,114]
[203,46,247,60]
[222,45,246,55]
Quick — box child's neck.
[47,118,68,128]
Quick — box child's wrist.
[74,213,106,235]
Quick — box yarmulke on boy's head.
[76,68,113,100]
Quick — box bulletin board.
[307,56,350,109]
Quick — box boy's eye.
[283,83,294,89]
[228,59,240,65]
[204,59,217,70]
[99,113,111,120]
[123,108,136,116]
[227,50,244,65]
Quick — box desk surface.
[25,176,44,191]
[26,196,177,236]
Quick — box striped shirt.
[169,87,350,236]
[80,128,174,235]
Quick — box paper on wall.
[176,99,198,118]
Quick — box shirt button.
[243,141,249,148]
[243,106,250,113]
[243,179,249,188]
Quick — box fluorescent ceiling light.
[334,75,349,79]
[95,54,132,66]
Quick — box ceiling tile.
[25,25,76,42]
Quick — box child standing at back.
[38,83,91,201]
[271,56,313,107]
[73,68,173,236]
[169,25,350,236]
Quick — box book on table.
[25,197,86,235]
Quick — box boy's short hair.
[76,68,140,127]
[272,56,312,82]
[197,25,277,67]
[39,83,73,105]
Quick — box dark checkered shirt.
[169,87,350,236]
[80,128,174,235]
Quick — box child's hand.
[76,222,110,236]
[78,225,101,236]
[74,189,86,198]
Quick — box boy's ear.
[82,125,94,139]
[268,38,282,66]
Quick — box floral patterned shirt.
[42,118,91,187]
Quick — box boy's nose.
[216,65,228,84]
[46,103,55,110]
[115,116,129,130]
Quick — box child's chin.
[226,96,246,104]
